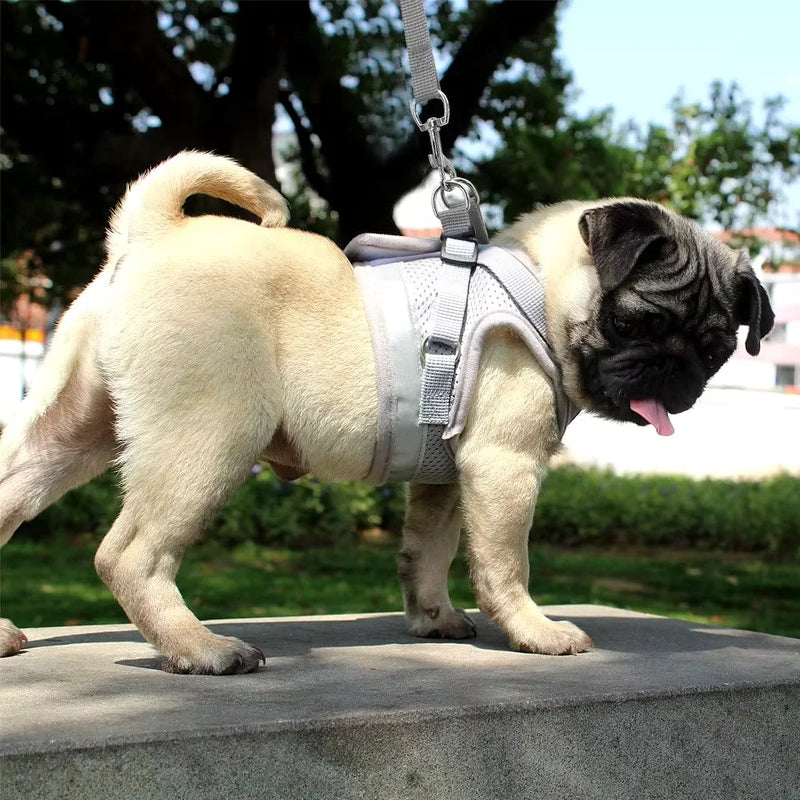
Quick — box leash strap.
[398,0,488,244]
[399,0,441,104]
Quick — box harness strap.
[437,196,489,243]
[478,246,549,338]
[419,237,477,425]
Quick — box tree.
[1,0,798,305]
[480,80,800,230]
[0,0,558,297]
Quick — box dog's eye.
[703,346,727,371]
[646,311,669,338]
[613,315,634,337]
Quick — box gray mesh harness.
[345,234,579,485]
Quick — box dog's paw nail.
[0,619,28,657]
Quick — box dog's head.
[569,201,774,433]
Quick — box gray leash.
[398,0,488,244]
[398,0,490,426]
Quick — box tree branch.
[220,0,291,185]
[43,0,207,142]
[281,3,379,195]
[438,1,558,153]
[278,90,332,199]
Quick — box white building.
[712,230,800,391]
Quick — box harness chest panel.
[346,235,578,485]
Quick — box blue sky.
[555,0,800,226]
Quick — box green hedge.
[16,466,800,558]
[533,467,799,555]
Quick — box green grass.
[2,536,798,638]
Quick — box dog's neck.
[493,204,601,411]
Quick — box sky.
[555,0,800,227]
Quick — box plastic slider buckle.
[441,237,478,266]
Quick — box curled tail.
[107,151,289,255]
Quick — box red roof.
[718,228,800,244]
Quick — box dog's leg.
[0,405,114,656]
[95,498,262,675]
[0,293,115,548]
[399,483,476,639]
[93,399,277,675]
[0,379,115,546]
[459,456,591,654]
[457,332,593,655]
[0,327,116,657]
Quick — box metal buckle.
[432,179,479,214]
[441,236,478,265]
[411,89,486,241]
[410,90,450,131]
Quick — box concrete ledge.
[1,605,799,799]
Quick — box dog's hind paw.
[407,606,477,640]
[0,618,28,657]
[162,637,265,675]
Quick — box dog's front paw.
[511,619,593,656]
[162,636,265,675]
[0,618,28,657]
[407,606,477,640]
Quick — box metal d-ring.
[410,90,450,132]
[432,181,469,214]
[420,334,460,366]
[431,177,481,217]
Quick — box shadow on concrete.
[18,611,799,671]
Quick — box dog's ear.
[579,202,670,291]
[734,250,774,356]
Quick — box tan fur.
[496,197,657,408]
[0,153,612,671]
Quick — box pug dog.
[0,152,773,673]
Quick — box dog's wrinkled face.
[572,202,774,433]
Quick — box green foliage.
[2,1,798,303]
[534,467,800,557]
[208,467,404,547]
[653,83,800,228]
[481,79,800,230]
[19,467,800,559]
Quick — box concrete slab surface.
[1,606,799,800]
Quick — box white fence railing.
[0,327,45,426]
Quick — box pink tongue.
[630,399,674,436]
